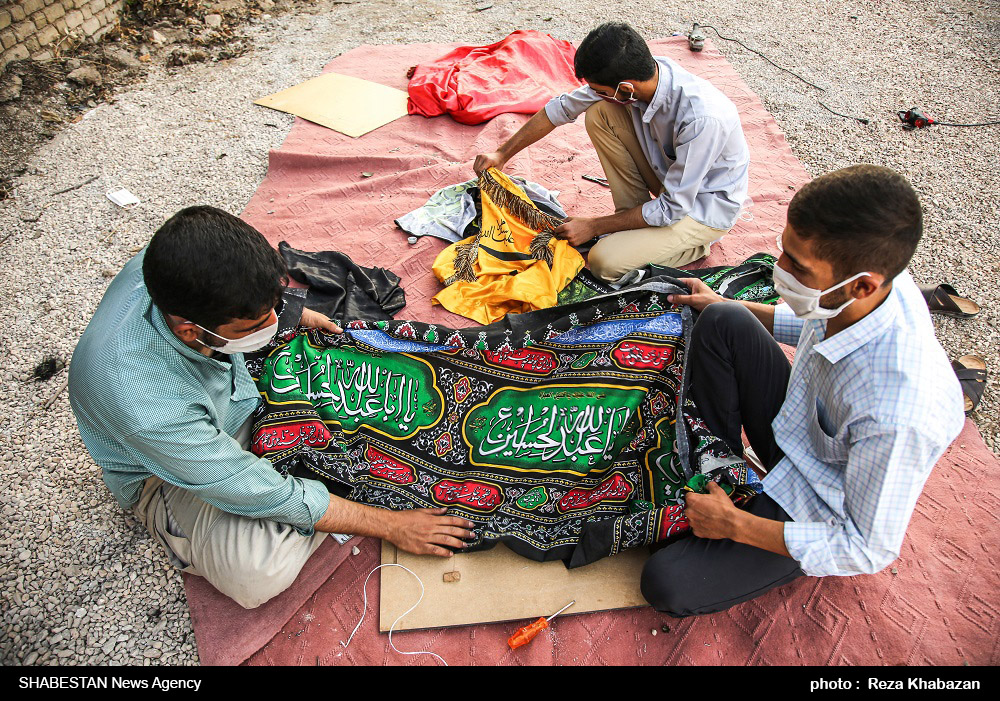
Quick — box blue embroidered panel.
[551,312,683,346]
[346,330,451,353]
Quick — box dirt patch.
[0,0,298,201]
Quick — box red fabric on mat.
[181,38,1000,666]
[406,30,581,126]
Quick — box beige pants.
[583,100,729,282]
[131,420,328,609]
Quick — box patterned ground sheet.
[246,273,774,567]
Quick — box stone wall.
[0,0,124,71]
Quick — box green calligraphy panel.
[258,336,443,439]
[462,384,646,475]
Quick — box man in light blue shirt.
[475,22,749,282]
[69,206,474,608]
[642,165,965,616]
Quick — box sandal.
[952,354,987,413]
[919,283,981,318]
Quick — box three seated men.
[70,23,963,614]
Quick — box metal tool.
[898,108,935,130]
[687,23,706,52]
[897,107,1000,130]
[581,174,610,187]
[507,600,576,649]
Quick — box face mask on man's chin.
[772,264,872,320]
[187,315,280,355]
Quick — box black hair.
[574,22,656,87]
[787,165,922,282]
[142,206,287,329]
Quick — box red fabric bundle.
[406,29,582,125]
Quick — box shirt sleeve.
[772,302,805,346]
[641,116,731,227]
[120,408,330,535]
[782,424,942,576]
[544,85,601,127]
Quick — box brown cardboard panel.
[379,541,648,632]
[254,72,409,138]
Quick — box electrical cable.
[695,23,999,130]
[818,101,870,125]
[695,24,871,125]
[340,563,448,666]
[697,24,828,92]
[934,120,1000,127]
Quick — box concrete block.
[43,4,66,24]
[65,10,84,29]
[13,21,36,42]
[31,11,48,30]
[9,6,26,23]
[81,17,100,36]
[37,24,60,46]
[24,36,40,54]
[5,43,30,63]
[0,10,11,32]
[23,1,46,16]
[0,30,15,50]
[81,6,93,20]
[91,0,108,14]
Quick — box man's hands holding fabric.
[668,277,725,312]
[684,481,742,540]
[300,307,342,334]
[553,217,601,247]
[474,151,508,175]
[386,507,475,557]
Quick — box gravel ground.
[1,0,997,667]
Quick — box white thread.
[340,563,448,666]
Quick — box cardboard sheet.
[254,72,408,138]
[379,541,647,632]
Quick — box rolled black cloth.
[278,241,406,322]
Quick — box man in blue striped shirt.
[641,165,965,617]
[69,207,474,608]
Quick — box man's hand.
[553,217,601,247]
[684,481,741,540]
[667,277,725,312]
[385,507,475,557]
[300,307,342,334]
[473,151,508,176]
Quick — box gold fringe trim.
[444,170,567,285]
[478,169,565,264]
[529,231,555,266]
[478,169,564,233]
[443,233,482,286]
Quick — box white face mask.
[772,264,871,320]
[191,316,279,354]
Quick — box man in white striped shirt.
[641,165,965,617]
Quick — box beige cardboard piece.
[379,540,648,632]
[254,72,409,138]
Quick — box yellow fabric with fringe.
[431,168,584,324]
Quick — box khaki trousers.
[131,419,328,609]
[583,101,729,282]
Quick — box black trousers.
[641,303,804,617]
